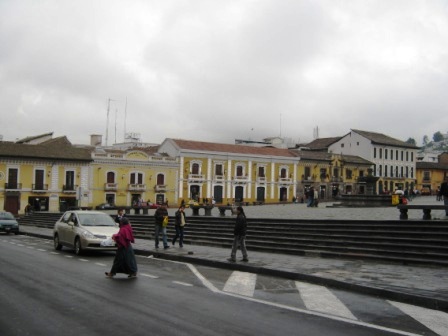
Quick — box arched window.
[157,174,165,185]
[280,168,287,178]
[107,172,115,183]
[130,172,143,184]
[192,163,200,174]
[236,166,243,176]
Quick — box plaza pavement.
[19,195,448,312]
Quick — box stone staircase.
[18,212,448,267]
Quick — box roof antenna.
[105,98,115,146]
[123,96,127,142]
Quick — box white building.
[328,129,419,193]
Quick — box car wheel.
[54,234,62,250]
[74,237,83,255]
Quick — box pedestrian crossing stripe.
[295,281,357,320]
[223,271,257,297]
[389,301,448,336]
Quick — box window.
[405,166,409,178]
[379,165,383,176]
[130,172,143,184]
[215,164,223,176]
[258,166,265,177]
[320,168,327,179]
[156,174,165,185]
[390,166,393,177]
[346,169,352,179]
[65,171,75,190]
[374,148,377,158]
[423,171,430,181]
[400,166,404,177]
[192,163,200,174]
[341,143,345,148]
[236,166,243,177]
[107,172,115,183]
[406,151,409,161]
[280,168,287,178]
[379,148,382,159]
[411,152,414,162]
[35,169,45,189]
[385,149,388,160]
[396,150,399,160]
[384,165,388,177]
[304,167,311,179]
[7,168,18,189]
[395,166,399,177]
[401,151,404,161]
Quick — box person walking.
[172,205,186,247]
[154,203,170,249]
[114,208,126,224]
[105,217,138,278]
[440,176,448,216]
[227,206,249,263]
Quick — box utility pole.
[105,98,114,146]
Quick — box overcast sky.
[1,0,447,146]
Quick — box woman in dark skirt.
[105,217,138,278]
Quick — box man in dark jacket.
[440,176,448,216]
[154,203,169,249]
[227,206,248,262]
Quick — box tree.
[405,138,416,146]
[423,135,429,145]
[433,131,444,142]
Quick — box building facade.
[328,129,419,193]
[0,135,92,214]
[158,138,302,205]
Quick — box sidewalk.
[20,225,448,313]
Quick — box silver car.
[53,210,119,255]
[0,211,20,235]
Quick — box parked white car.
[53,210,119,255]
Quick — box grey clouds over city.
[1,0,447,146]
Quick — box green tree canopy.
[405,138,416,146]
[423,135,429,145]
[433,131,444,142]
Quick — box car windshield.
[0,212,15,220]
[77,213,116,227]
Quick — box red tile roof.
[170,139,299,158]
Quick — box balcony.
[214,175,225,182]
[4,182,22,190]
[233,175,249,184]
[32,184,48,192]
[128,184,146,191]
[104,183,118,191]
[188,174,205,182]
[301,176,315,183]
[62,184,78,193]
[330,177,343,183]
[257,176,266,184]
[278,177,292,184]
[154,184,167,192]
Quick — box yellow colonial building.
[416,152,448,195]
[90,146,178,207]
[0,133,92,214]
[158,138,302,205]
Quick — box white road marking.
[37,249,47,252]
[389,301,448,336]
[17,244,24,247]
[173,281,193,287]
[140,273,159,279]
[186,264,220,293]
[50,252,60,255]
[78,259,89,262]
[26,246,35,249]
[95,263,107,267]
[223,271,257,297]
[65,255,73,258]
[295,281,357,320]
